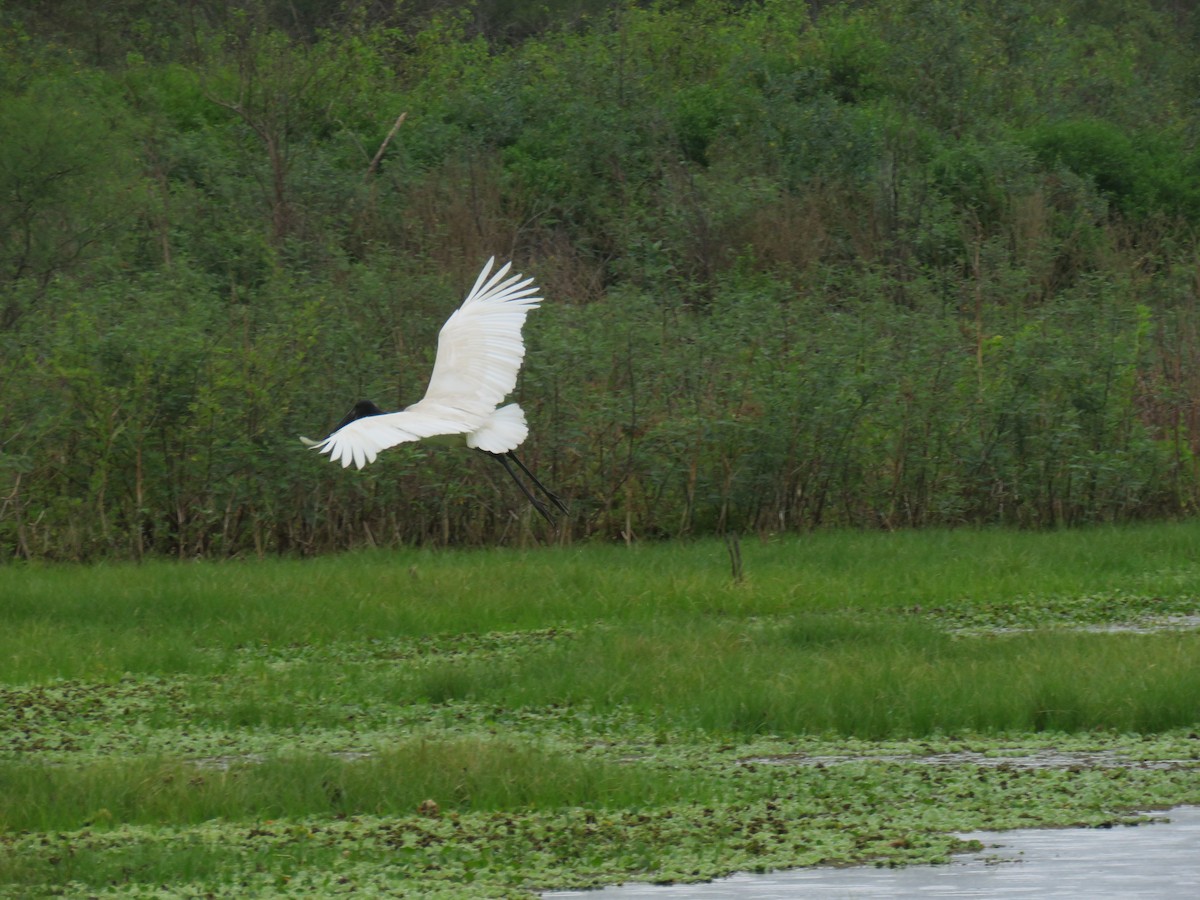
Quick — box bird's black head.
[350,400,385,419]
[332,399,386,434]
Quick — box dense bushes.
[2,0,1199,558]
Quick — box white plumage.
[312,258,541,469]
[304,257,567,522]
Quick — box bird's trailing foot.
[487,450,568,524]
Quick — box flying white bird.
[302,258,567,523]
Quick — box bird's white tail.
[467,403,529,453]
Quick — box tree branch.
[365,112,407,181]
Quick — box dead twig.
[365,112,407,181]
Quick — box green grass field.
[3,524,1200,896]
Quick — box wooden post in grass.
[725,532,744,584]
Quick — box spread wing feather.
[315,406,481,469]
[309,258,540,469]
[421,258,541,412]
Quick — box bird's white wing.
[310,258,541,470]
[420,258,541,413]
[315,406,480,469]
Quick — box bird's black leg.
[490,452,556,523]
[504,450,569,515]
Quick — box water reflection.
[544,806,1200,899]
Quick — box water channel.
[544,805,1200,899]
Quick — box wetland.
[2,525,1200,896]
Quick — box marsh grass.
[181,621,1200,740]
[394,615,1200,737]
[4,523,1200,681]
[0,737,707,832]
[3,524,1200,894]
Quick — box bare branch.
[365,112,407,181]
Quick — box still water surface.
[544,805,1200,899]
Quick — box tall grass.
[2,524,1198,736]
[0,738,706,832]
[3,523,1200,679]
[391,615,1200,738]
[174,620,1200,738]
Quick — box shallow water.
[544,805,1200,899]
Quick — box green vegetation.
[3,0,1200,886]
[2,1,1200,557]
[0,740,707,831]
[2,527,1199,895]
